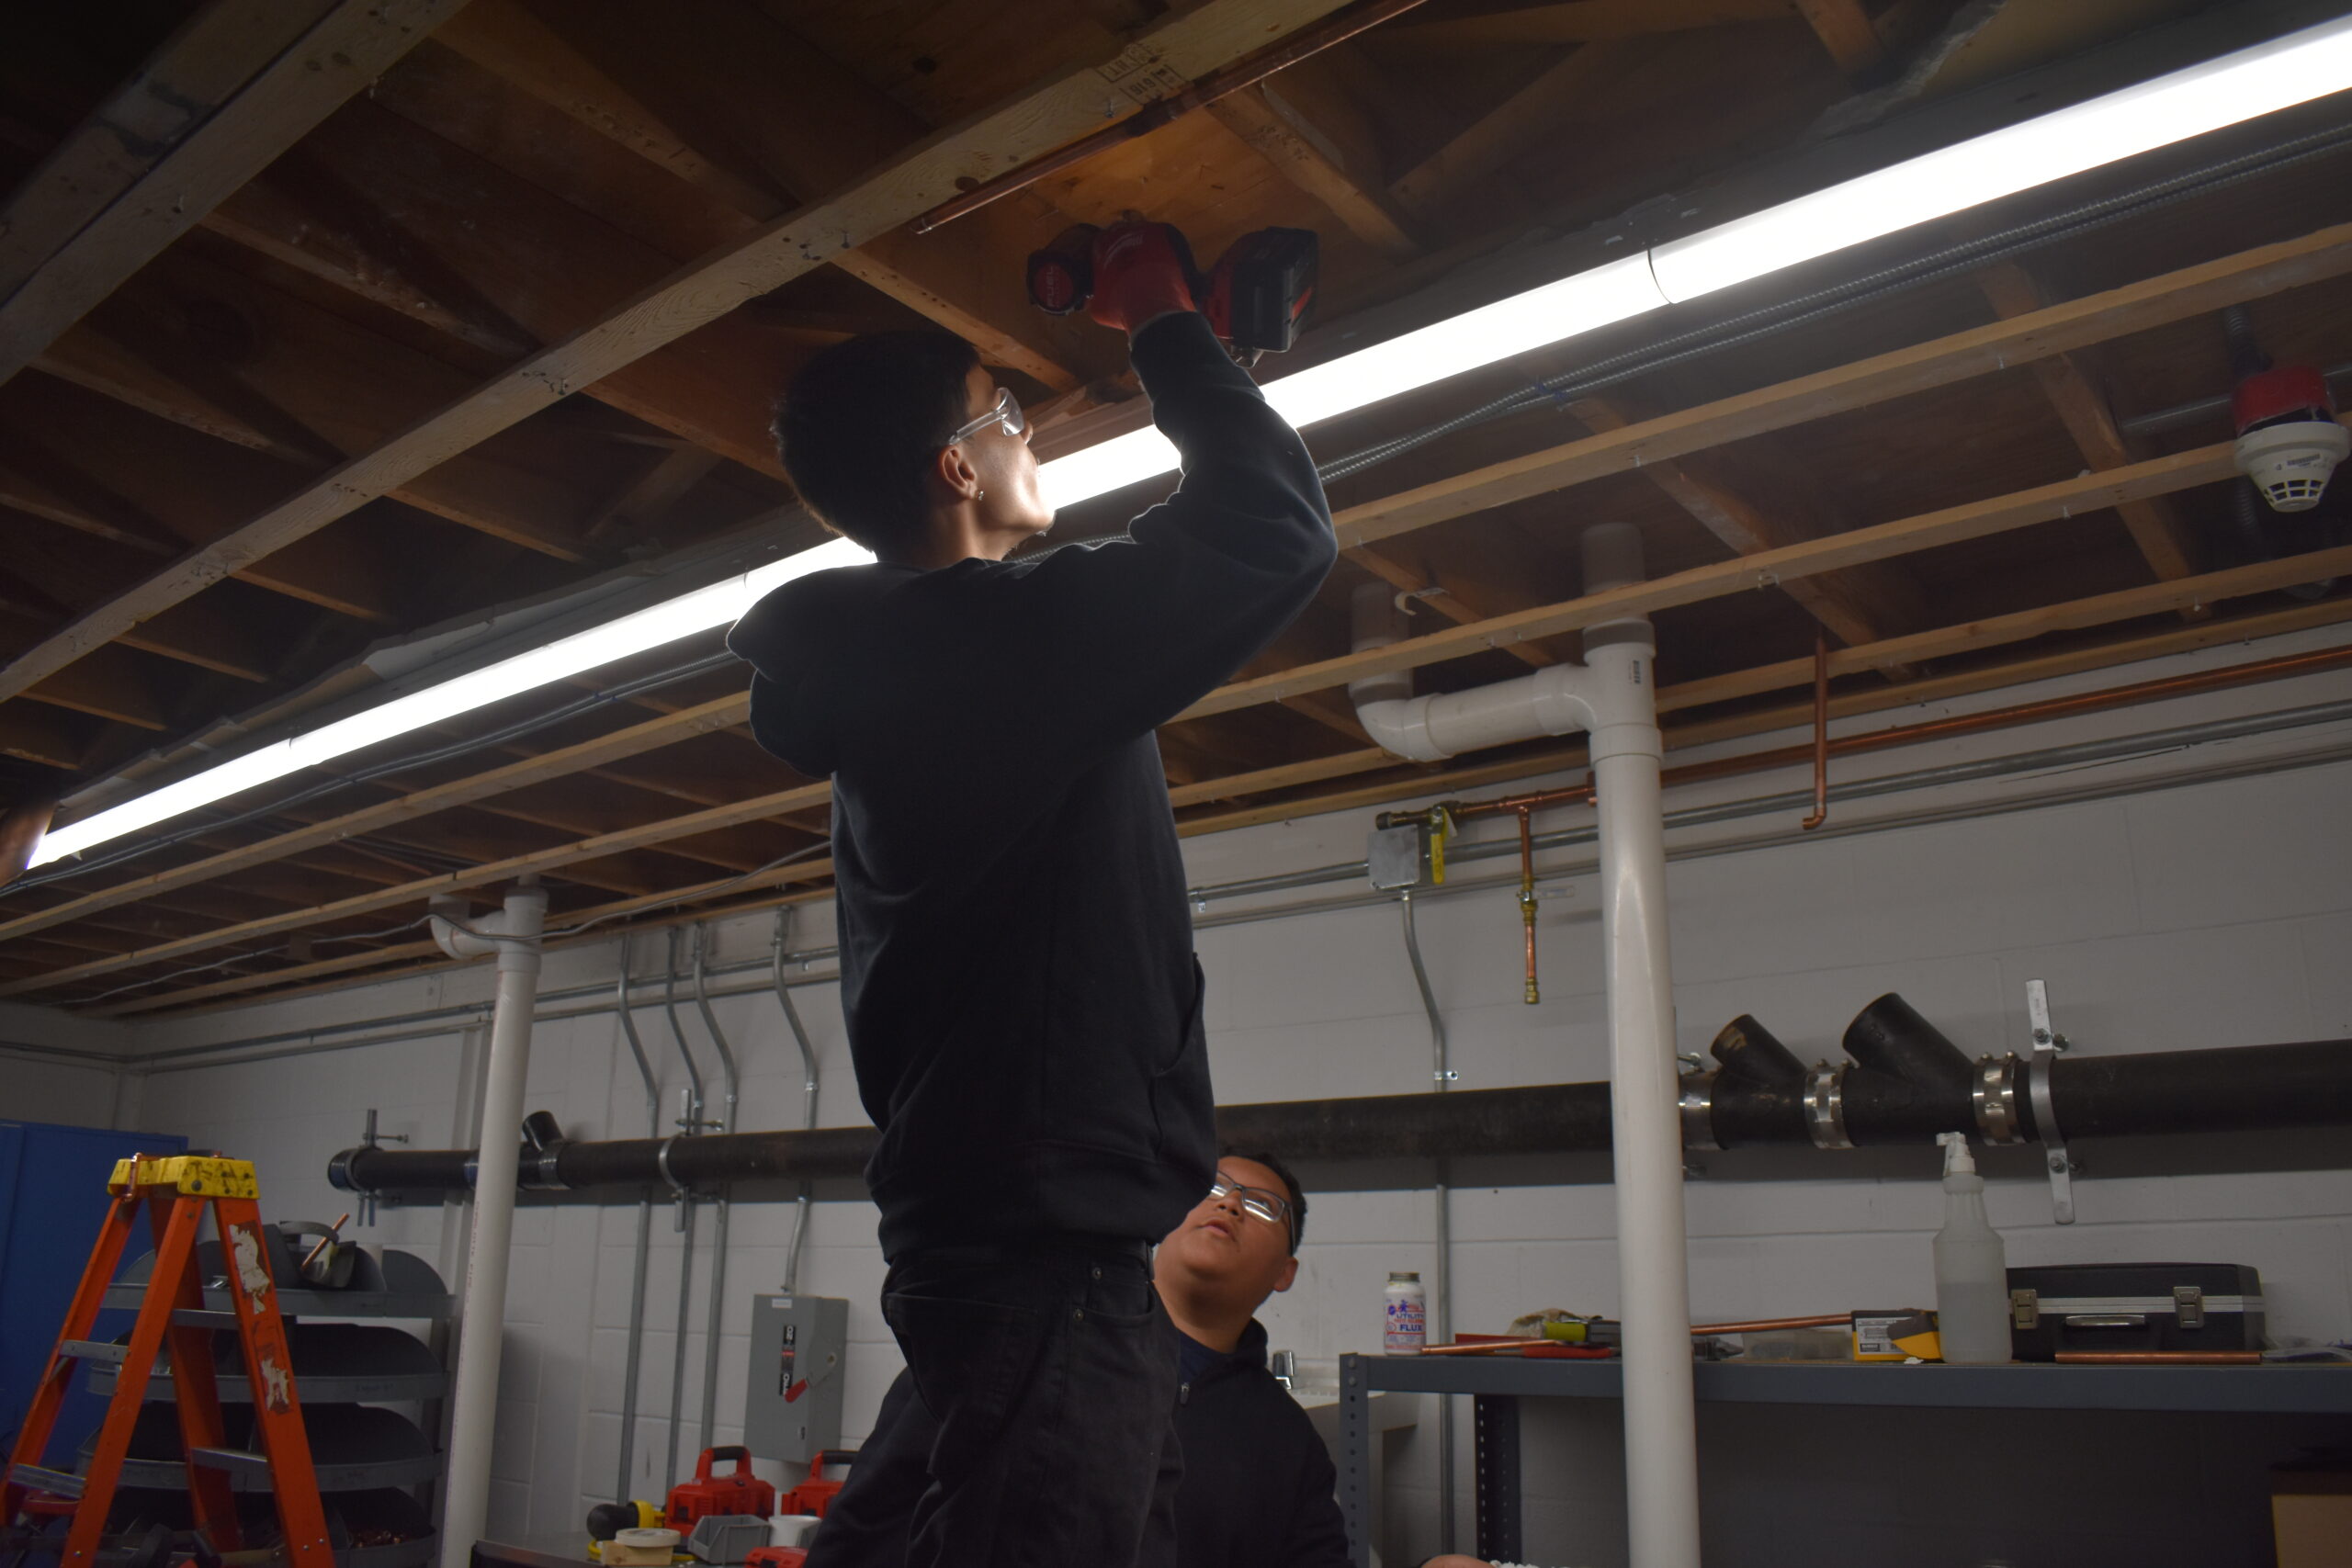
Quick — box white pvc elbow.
[1349,523,1654,762]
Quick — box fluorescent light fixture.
[34,14,2352,870]
[28,536,874,868]
[1040,11,2352,505]
[1648,12,2352,302]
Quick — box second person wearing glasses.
[729,221,1336,1568]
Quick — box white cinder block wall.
[35,627,2352,1566]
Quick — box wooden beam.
[0,694,754,949]
[1206,59,1422,256]
[0,770,835,998]
[1794,0,1886,73]
[1174,600,2352,838]
[1186,434,2278,720]
[0,0,1353,709]
[1342,545,1555,667]
[1388,43,1648,221]
[0,706,91,771]
[431,0,1112,394]
[1565,393,1919,653]
[0,1,332,301]
[0,0,471,385]
[15,644,168,729]
[1336,222,2352,552]
[1978,261,2204,590]
[1651,547,2352,714]
[1390,2,1798,48]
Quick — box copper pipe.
[1517,806,1538,1005]
[1688,1313,1856,1336]
[910,0,1432,233]
[300,1211,351,1272]
[1424,1311,1855,1354]
[1440,641,2352,828]
[1800,633,1829,831]
[2053,1350,2263,1364]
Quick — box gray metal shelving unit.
[1335,1353,2352,1564]
[81,1227,453,1568]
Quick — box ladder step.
[172,1309,239,1329]
[187,1448,272,1476]
[9,1464,85,1498]
[61,1338,130,1364]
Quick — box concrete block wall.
[68,629,2352,1562]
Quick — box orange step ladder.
[2,1155,334,1568]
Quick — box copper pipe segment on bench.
[910,0,1432,232]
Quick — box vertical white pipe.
[438,884,546,1568]
[1583,561,1701,1564]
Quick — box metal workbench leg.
[1475,1393,1522,1564]
[1340,1354,1372,1568]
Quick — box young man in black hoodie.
[727,222,1335,1568]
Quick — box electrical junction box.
[1366,822,1431,891]
[744,1295,847,1467]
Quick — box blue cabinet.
[0,1120,187,1461]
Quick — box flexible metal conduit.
[612,941,662,1503]
[773,908,821,1294]
[659,930,705,1495]
[691,926,741,1454]
[331,1033,2352,1194]
[1399,891,1456,1552]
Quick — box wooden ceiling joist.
[0,0,1359,711]
[1333,222,2352,554]
[0,0,472,386]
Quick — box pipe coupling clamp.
[519,1142,571,1192]
[1972,1055,2026,1145]
[326,1148,364,1194]
[654,1136,693,1198]
[1804,1065,1853,1150]
[1678,1071,1721,1152]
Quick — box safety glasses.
[1207,1172,1295,1247]
[944,386,1026,447]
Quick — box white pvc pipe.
[435,883,547,1568]
[1584,637,1702,1568]
[1349,524,1702,1563]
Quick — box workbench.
[1334,1353,2352,1565]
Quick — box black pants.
[813,1238,1182,1568]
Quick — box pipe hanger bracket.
[2025,979,2077,1224]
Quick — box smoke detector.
[2233,365,2349,513]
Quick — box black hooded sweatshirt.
[727,312,1335,1258]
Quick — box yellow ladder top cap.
[107,1154,259,1198]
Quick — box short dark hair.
[1220,1145,1307,1253]
[772,332,981,557]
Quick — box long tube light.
[27,12,2352,871]
[26,538,874,868]
[1043,10,2352,509]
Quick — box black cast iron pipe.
[331,1037,2352,1195]
[1841,993,1977,1100]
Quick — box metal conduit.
[691,926,741,1453]
[1399,890,1457,1552]
[106,688,2352,1081]
[612,941,662,1502]
[659,930,705,1495]
[773,908,821,1295]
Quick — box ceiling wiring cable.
[424,840,834,947]
[1314,118,2352,485]
[72,913,436,1007]
[11,646,743,896]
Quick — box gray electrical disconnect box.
[743,1294,847,1467]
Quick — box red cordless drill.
[1026,220,1318,356]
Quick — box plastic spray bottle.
[1933,1132,2011,1363]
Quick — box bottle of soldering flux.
[1933,1132,2012,1363]
[1384,1270,1427,1354]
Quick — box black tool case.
[2006,1262,2264,1360]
